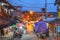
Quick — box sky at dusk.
[6,0,57,12]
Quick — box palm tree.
[54,0,60,6]
[54,0,57,6]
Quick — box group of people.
[33,17,49,39]
[13,15,49,39]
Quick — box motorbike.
[35,29,49,39]
[13,26,24,38]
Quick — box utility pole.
[45,0,47,19]
[41,0,47,19]
[54,0,60,19]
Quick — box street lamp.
[29,11,33,15]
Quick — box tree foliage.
[54,0,60,6]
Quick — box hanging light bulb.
[1,3,4,6]
[30,11,33,15]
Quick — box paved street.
[12,33,39,40]
[0,32,59,40]
[21,33,39,40]
[21,33,54,40]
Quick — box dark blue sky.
[7,0,57,12]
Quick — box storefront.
[48,19,60,39]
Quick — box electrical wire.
[7,0,55,8]
[19,0,54,5]
[19,0,43,5]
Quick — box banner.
[58,11,60,19]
